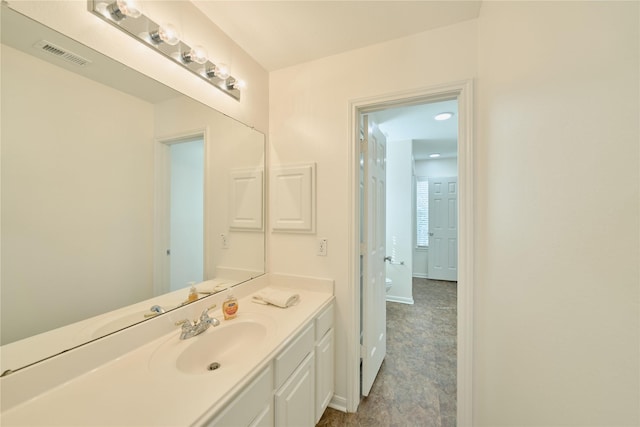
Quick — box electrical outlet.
[221,233,229,249]
[317,238,328,256]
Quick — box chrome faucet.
[144,305,166,318]
[175,305,220,340]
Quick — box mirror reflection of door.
[168,138,204,291]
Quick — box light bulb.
[434,112,454,121]
[226,78,246,90]
[106,0,142,21]
[182,46,208,64]
[150,23,180,46]
[214,63,230,80]
[204,63,230,80]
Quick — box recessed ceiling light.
[434,112,454,121]
[429,153,441,158]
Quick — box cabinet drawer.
[315,303,334,340]
[274,323,314,388]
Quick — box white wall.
[385,139,414,304]
[475,2,639,425]
[269,19,478,408]
[413,157,457,278]
[271,1,639,423]
[414,157,457,178]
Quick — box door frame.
[347,80,474,425]
[153,128,209,297]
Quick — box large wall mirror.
[1,5,265,372]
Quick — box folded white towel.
[252,287,300,308]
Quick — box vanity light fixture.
[434,112,454,121]
[88,0,243,100]
[429,153,441,158]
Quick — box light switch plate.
[317,238,328,256]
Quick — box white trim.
[456,79,474,427]
[328,395,347,413]
[348,80,474,424]
[385,296,415,305]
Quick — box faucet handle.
[200,304,220,327]
[175,319,193,327]
[201,304,217,317]
[144,305,166,318]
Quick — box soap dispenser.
[187,282,198,303]
[222,288,238,320]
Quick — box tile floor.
[317,278,457,427]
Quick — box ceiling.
[192,1,482,72]
[369,99,458,160]
[191,1,474,160]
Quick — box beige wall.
[270,1,639,424]
[1,45,155,343]
[475,2,639,424]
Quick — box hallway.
[318,278,457,427]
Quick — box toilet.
[385,278,393,293]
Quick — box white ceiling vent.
[33,40,91,67]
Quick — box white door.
[428,176,458,281]
[361,114,387,396]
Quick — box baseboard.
[385,295,414,305]
[328,395,348,412]
[412,273,428,279]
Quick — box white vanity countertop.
[0,275,334,426]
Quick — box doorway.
[154,132,206,296]
[349,81,474,424]
[369,98,459,302]
[168,138,204,291]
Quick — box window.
[416,177,429,247]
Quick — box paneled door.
[428,176,458,281]
[361,114,387,396]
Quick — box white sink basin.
[149,313,276,375]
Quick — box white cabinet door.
[275,352,315,427]
[315,328,334,423]
[248,404,273,427]
[207,365,273,427]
